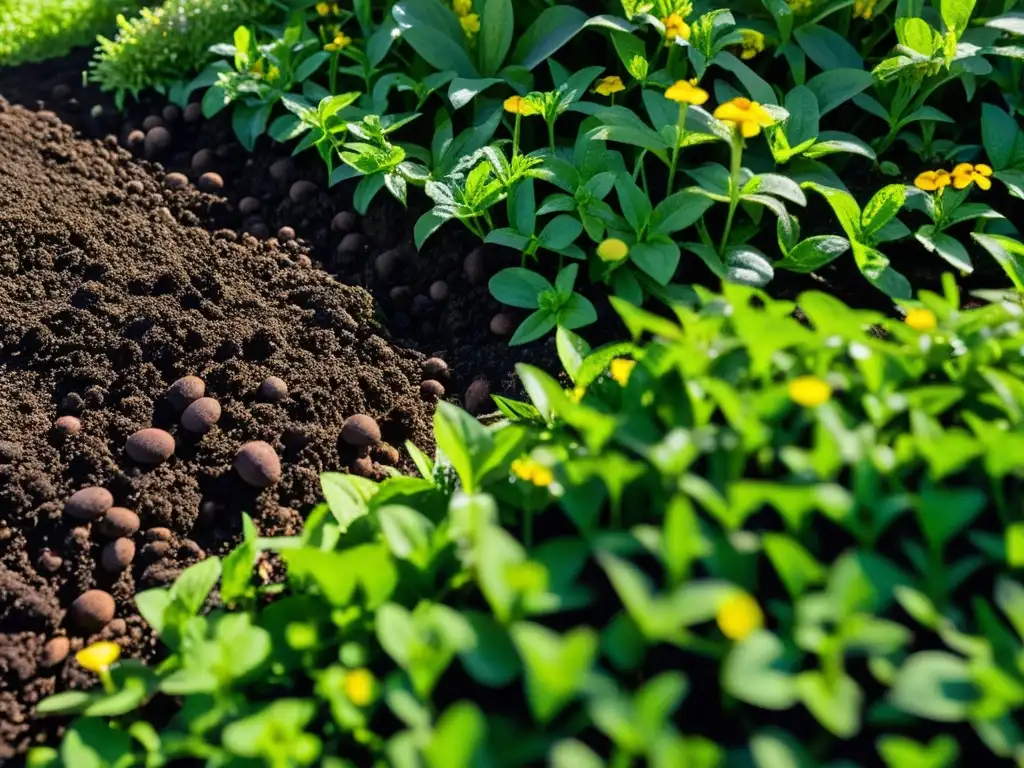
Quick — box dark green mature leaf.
[805,68,873,116]
[512,6,590,71]
[479,0,514,76]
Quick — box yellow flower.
[324,32,352,52]
[913,169,952,192]
[853,0,878,18]
[905,308,938,332]
[597,238,630,262]
[665,79,709,105]
[250,58,264,75]
[453,0,473,15]
[595,76,626,97]
[343,668,376,706]
[787,375,832,408]
[75,641,121,673]
[266,65,281,83]
[504,95,536,116]
[511,458,554,487]
[950,162,993,191]
[315,1,331,15]
[716,593,764,641]
[662,13,691,41]
[459,12,481,36]
[738,29,766,60]
[568,386,586,403]
[713,97,775,138]
[331,3,340,12]
[788,0,814,12]
[609,358,636,386]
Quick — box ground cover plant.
[30,280,1024,765]
[0,0,141,67]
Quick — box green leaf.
[722,632,799,710]
[805,68,874,116]
[775,235,849,272]
[539,215,584,250]
[220,513,258,606]
[982,103,1020,170]
[59,718,132,768]
[972,233,1024,292]
[392,0,479,78]
[794,24,864,70]
[889,652,979,721]
[650,191,714,235]
[763,534,827,598]
[434,401,492,491]
[784,86,819,147]
[877,735,960,768]
[320,472,377,531]
[511,622,599,723]
[556,326,591,383]
[615,174,653,233]
[725,245,774,288]
[460,610,521,686]
[941,0,976,39]
[489,267,551,308]
[478,0,514,76]
[762,0,794,43]
[170,557,221,617]
[861,184,906,240]
[631,241,680,285]
[448,77,503,109]
[916,228,972,272]
[796,671,862,737]
[509,178,536,236]
[512,6,590,71]
[424,702,487,768]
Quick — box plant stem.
[547,119,556,153]
[512,113,521,161]
[665,103,688,199]
[329,54,338,95]
[719,128,744,255]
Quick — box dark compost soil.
[0,100,443,757]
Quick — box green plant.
[33,278,1024,765]
[488,262,597,344]
[89,0,270,107]
[0,0,141,67]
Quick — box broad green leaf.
[434,401,492,491]
[805,68,874,116]
[861,184,906,240]
[512,6,590,71]
[775,235,849,273]
[392,0,479,77]
[972,233,1024,291]
[489,268,551,308]
[478,0,514,76]
[794,24,864,70]
[889,652,979,721]
[722,632,798,709]
[511,622,599,723]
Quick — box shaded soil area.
[0,102,441,756]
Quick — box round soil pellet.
[54,415,81,435]
[145,527,173,542]
[490,313,515,337]
[259,376,288,402]
[238,196,261,216]
[162,104,181,123]
[332,210,358,233]
[371,443,400,466]
[144,126,172,157]
[289,180,318,204]
[165,172,189,190]
[65,487,113,521]
[235,441,282,488]
[339,232,366,253]
[423,357,449,380]
[101,538,136,572]
[50,84,72,101]
[341,414,381,447]
[97,507,140,538]
[351,456,375,477]
[183,103,203,123]
[191,148,215,171]
[142,115,165,132]
[125,129,145,151]
[126,428,175,465]
[465,378,492,414]
[181,397,222,433]
[429,281,449,301]
[168,376,205,409]
[198,172,224,192]
[38,550,62,572]
[270,158,294,182]
[421,379,445,401]
[42,636,70,667]
[69,590,116,632]
[390,286,411,304]
[375,250,400,279]
[277,226,296,242]
[464,247,490,285]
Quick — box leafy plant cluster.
[96,0,1024,346]
[32,279,1024,766]
[0,0,140,67]
[87,0,274,107]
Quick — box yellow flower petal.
[343,668,376,706]
[597,238,630,262]
[453,0,473,15]
[609,358,636,386]
[665,79,709,105]
[952,173,972,190]
[595,76,626,96]
[788,375,832,407]
[75,641,121,673]
[716,593,764,641]
[975,173,992,190]
[459,12,480,35]
[316,1,331,15]
[503,95,535,115]
[904,308,937,331]
[975,163,993,176]
[740,119,760,138]
[914,171,938,192]
[712,101,748,124]
[952,162,973,176]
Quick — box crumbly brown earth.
[0,101,435,756]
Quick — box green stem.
[665,102,688,199]
[329,54,338,94]
[719,129,744,255]
[512,113,521,161]
[547,119,556,153]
